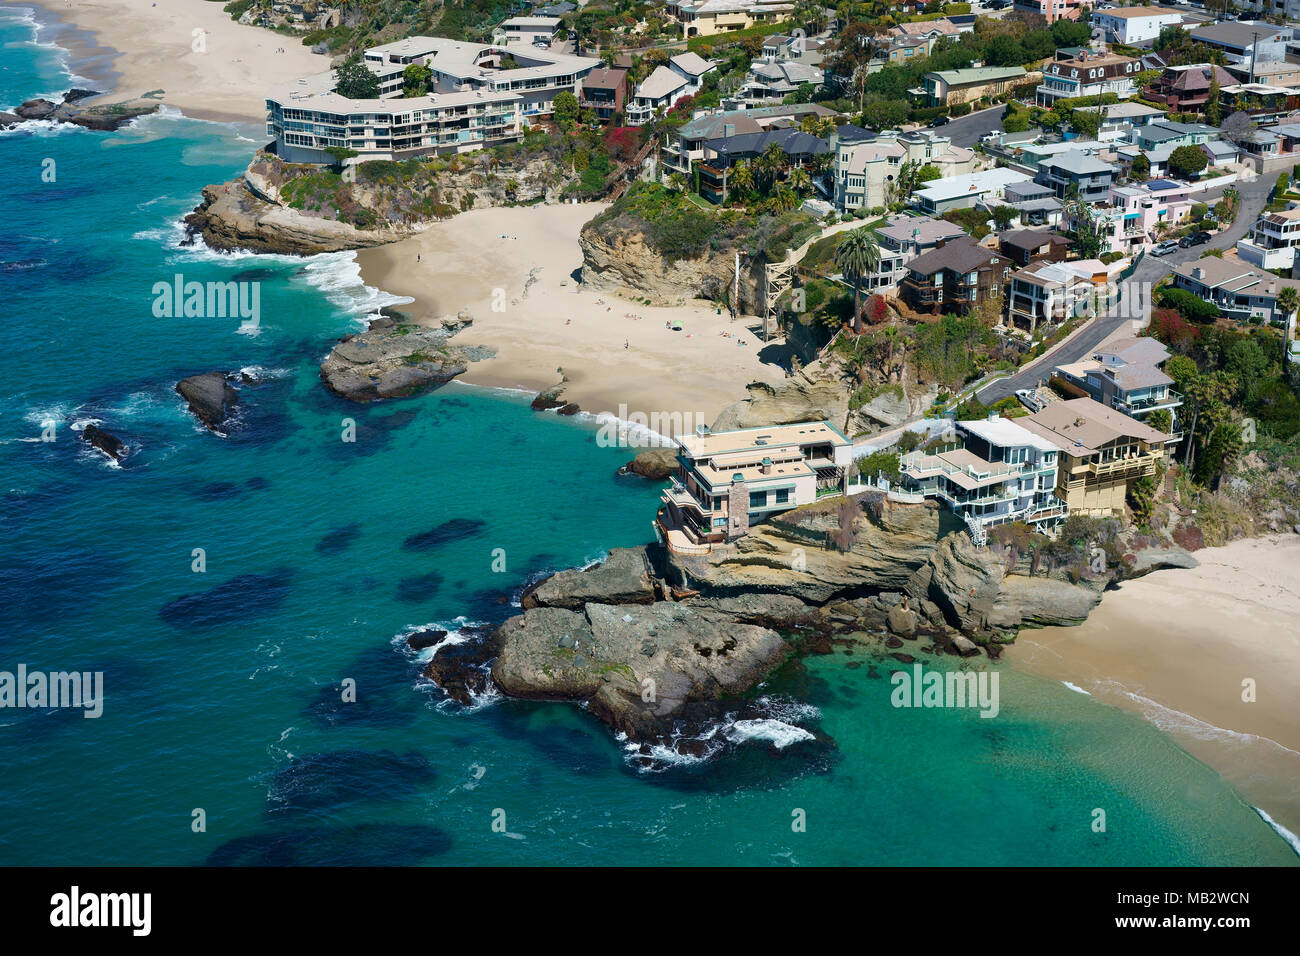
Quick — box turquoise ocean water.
[0,7,1295,866]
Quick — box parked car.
[1179,231,1212,248]
[1151,240,1180,257]
[932,115,950,126]
[1015,388,1044,412]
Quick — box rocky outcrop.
[529,379,579,415]
[521,547,655,610]
[176,372,240,433]
[905,533,1105,640]
[490,601,795,741]
[711,370,853,433]
[578,225,765,309]
[4,91,158,131]
[619,448,678,481]
[79,424,128,463]
[319,314,494,402]
[184,179,406,256]
[671,493,949,603]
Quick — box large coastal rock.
[319,319,494,402]
[176,372,240,432]
[490,601,795,740]
[521,547,655,610]
[4,91,157,131]
[619,448,678,481]
[79,424,129,463]
[711,370,853,433]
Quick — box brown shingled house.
[1144,64,1236,113]
[899,237,1010,315]
[579,67,629,123]
[998,229,1071,266]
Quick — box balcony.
[1114,389,1182,413]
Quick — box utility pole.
[732,251,740,321]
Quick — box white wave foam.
[1062,681,1091,696]
[1253,807,1300,858]
[725,718,815,749]
[0,117,85,137]
[584,409,676,448]
[296,250,414,318]
[1102,682,1300,759]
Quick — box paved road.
[941,104,1008,149]
[975,172,1275,405]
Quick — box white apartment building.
[1238,203,1300,272]
[265,35,599,163]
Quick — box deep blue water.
[0,6,1295,866]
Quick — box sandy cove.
[1015,534,1300,847]
[26,0,329,123]
[354,203,790,433]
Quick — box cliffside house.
[737,59,824,104]
[1052,335,1183,440]
[997,180,1064,228]
[1021,397,1169,516]
[920,66,1030,108]
[695,128,830,203]
[1035,50,1141,108]
[1238,203,1300,272]
[627,53,717,126]
[495,15,562,46]
[899,414,1067,540]
[899,237,1010,316]
[657,421,854,551]
[833,128,975,214]
[660,104,838,179]
[578,67,628,123]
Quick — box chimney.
[1192,266,1204,280]
[761,456,772,475]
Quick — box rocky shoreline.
[417,492,1198,761]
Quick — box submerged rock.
[79,424,128,463]
[7,91,157,131]
[619,447,678,481]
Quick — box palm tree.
[730,160,754,195]
[1278,286,1299,363]
[754,143,789,195]
[834,225,882,335]
[788,166,812,195]
[769,186,799,213]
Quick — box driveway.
[975,173,1274,404]
[941,104,1008,149]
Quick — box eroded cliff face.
[672,496,949,603]
[577,225,764,309]
[710,372,852,434]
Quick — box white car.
[1150,239,1180,257]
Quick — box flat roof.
[677,420,851,458]
[961,415,1061,453]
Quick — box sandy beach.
[1015,534,1300,845]
[25,0,329,123]
[355,203,791,434]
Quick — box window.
[749,491,767,508]
[775,488,790,504]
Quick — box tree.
[1127,474,1157,528]
[1050,19,1093,48]
[1168,144,1208,180]
[1225,338,1271,402]
[1277,287,1299,362]
[335,55,380,99]
[1130,151,1150,182]
[992,205,1016,230]
[402,62,432,98]
[729,160,754,196]
[861,99,909,131]
[1221,111,1257,143]
[323,146,358,171]
[835,226,883,335]
[1205,76,1221,125]
[553,91,579,131]
[917,164,942,185]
